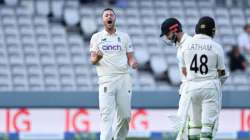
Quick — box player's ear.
[212,27,216,37]
[195,24,199,34]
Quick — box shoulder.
[182,36,193,49]
[213,41,223,49]
[182,33,192,43]
[212,41,224,54]
[91,31,103,40]
[186,34,192,40]
[118,31,130,38]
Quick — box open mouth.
[107,20,112,24]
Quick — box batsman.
[160,17,192,139]
[179,16,229,140]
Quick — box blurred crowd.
[227,24,250,72]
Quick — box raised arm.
[89,34,103,65]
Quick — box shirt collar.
[103,28,118,36]
[193,34,212,40]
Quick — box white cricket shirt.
[176,33,192,82]
[90,29,133,80]
[180,34,226,89]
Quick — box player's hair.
[243,24,250,31]
[102,8,116,16]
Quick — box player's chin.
[106,24,114,29]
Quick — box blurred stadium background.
[0,0,249,140]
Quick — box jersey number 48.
[190,54,208,75]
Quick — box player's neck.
[105,27,116,35]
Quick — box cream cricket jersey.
[90,29,133,78]
[180,34,225,85]
[176,33,192,82]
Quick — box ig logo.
[130,109,149,130]
[7,108,31,132]
[65,109,90,132]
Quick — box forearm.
[127,52,138,69]
[90,52,102,65]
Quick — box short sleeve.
[217,45,226,70]
[125,34,133,53]
[89,34,98,52]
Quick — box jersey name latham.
[188,44,212,51]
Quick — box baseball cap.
[195,16,216,36]
[160,18,182,37]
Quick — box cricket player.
[180,16,228,140]
[160,18,192,138]
[89,8,138,140]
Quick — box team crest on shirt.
[117,37,121,42]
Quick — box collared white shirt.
[90,29,133,78]
[180,34,225,88]
[176,33,192,82]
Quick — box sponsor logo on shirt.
[102,44,122,51]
